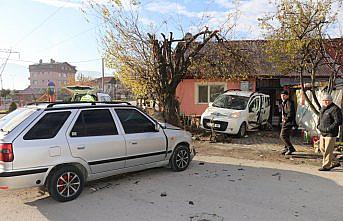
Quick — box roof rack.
[223,89,241,93]
[27,102,53,106]
[46,101,131,108]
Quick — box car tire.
[237,122,247,138]
[47,165,85,202]
[170,145,191,172]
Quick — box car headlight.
[230,112,241,118]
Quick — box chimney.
[39,59,42,64]
[50,59,55,63]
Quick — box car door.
[67,108,126,174]
[114,108,167,168]
[247,96,261,129]
[261,96,271,123]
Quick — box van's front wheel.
[47,166,85,202]
[237,122,247,138]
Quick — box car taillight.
[0,143,13,162]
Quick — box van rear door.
[247,96,261,129]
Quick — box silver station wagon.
[0,102,194,202]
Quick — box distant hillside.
[76,70,114,79]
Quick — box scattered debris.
[199,162,205,165]
[189,201,194,205]
[90,183,112,192]
[190,213,224,221]
[272,172,280,176]
[134,181,140,185]
[160,192,167,197]
[238,168,245,171]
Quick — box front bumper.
[201,118,242,134]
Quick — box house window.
[32,80,38,85]
[63,73,67,78]
[196,83,226,104]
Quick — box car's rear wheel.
[47,165,84,202]
[237,122,247,138]
[170,145,191,172]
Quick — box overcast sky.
[0,0,342,89]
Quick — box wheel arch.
[44,162,88,186]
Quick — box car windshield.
[212,94,249,110]
[0,108,37,133]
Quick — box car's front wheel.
[47,165,85,202]
[237,122,247,138]
[170,145,191,172]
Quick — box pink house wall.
[176,79,256,116]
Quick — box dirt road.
[1,155,342,221]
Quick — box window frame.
[113,107,158,134]
[195,82,227,104]
[69,108,119,138]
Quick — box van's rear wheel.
[237,122,247,138]
[47,166,84,202]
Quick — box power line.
[0,57,101,64]
[13,0,71,47]
[36,21,106,53]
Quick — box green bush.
[8,102,17,112]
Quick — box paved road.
[1,156,343,221]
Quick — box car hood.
[202,107,241,117]
[159,122,182,130]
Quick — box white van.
[200,90,271,137]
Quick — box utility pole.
[0,49,20,90]
[101,58,105,92]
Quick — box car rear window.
[24,111,71,140]
[0,108,37,133]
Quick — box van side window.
[115,109,156,134]
[24,111,71,140]
[70,109,118,137]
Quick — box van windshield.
[212,94,250,110]
[0,108,37,133]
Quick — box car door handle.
[77,145,86,150]
[131,141,138,145]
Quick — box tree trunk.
[163,90,180,126]
[300,70,320,116]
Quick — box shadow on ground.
[4,160,340,221]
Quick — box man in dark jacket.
[317,94,342,171]
[280,90,296,155]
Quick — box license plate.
[207,123,220,128]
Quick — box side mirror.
[155,123,161,132]
[209,102,213,107]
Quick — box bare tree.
[87,1,251,125]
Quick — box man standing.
[280,90,296,155]
[317,94,342,171]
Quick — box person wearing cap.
[317,93,342,171]
[280,90,296,155]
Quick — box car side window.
[24,111,71,140]
[70,109,118,137]
[115,109,156,134]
